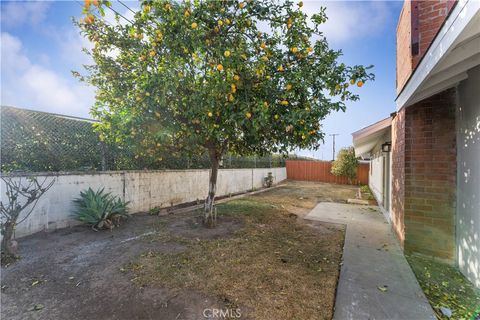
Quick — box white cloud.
[0,1,51,28]
[1,32,95,118]
[302,1,392,43]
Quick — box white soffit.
[352,117,392,157]
[396,0,480,109]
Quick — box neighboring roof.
[352,116,392,157]
[396,0,480,109]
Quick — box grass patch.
[129,185,346,320]
[407,254,480,320]
[359,185,374,200]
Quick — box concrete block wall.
[403,88,457,260]
[1,167,286,238]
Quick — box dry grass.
[128,182,355,319]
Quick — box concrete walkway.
[305,202,436,320]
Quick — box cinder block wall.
[1,167,287,238]
[403,89,457,260]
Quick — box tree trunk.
[1,220,17,261]
[204,148,220,227]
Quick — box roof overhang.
[396,0,480,109]
[352,117,392,158]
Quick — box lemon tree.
[76,0,374,226]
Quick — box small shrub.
[331,147,359,184]
[359,185,374,200]
[360,185,370,194]
[149,207,160,216]
[73,188,129,230]
[264,172,274,188]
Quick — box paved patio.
[305,202,436,320]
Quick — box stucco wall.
[367,130,392,220]
[369,154,384,206]
[457,66,480,288]
[1,167,287,238]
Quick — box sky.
[0,0,403,160]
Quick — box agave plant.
[73,188,129,230]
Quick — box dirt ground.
[1,181,357,320]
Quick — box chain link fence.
[0,106,286,173]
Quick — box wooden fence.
[286,160,369,185]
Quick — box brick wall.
[391,109,406,245]
[396,0,455,94]
[403,88,457,260]
[396,0,412,95]
[412,0,453,69]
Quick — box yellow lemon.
[224,50,231,57]
[263,101,268,107]
[280,100,289,106]
[335,84,341,91]
[306,47,313,53]
[218,20,223,26]
[217,64,224,71]
[231,84,237,93]
[184,10,191,17]
[234,74,240,81]
[302,134,306,140]
[274,114,279,120]
[245,112,252,119]
[143,5,151,13]
[262,56,268,62]
[85,14,95,24]
[286,84,293,91]
[277,65,284,72]
[291,47,298,53]
[155,112,161,118]
[207,112,213,117]
[260,42,267,49]
[350,79,355,85]
[239,2,246,9]
[357,80,364,87]
[225,18,231,25]
[298,1,303,7]
[191,22,198,29]
[228,94,235,102]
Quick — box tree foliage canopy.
[76,0,374,161]
[331,146,359,180]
